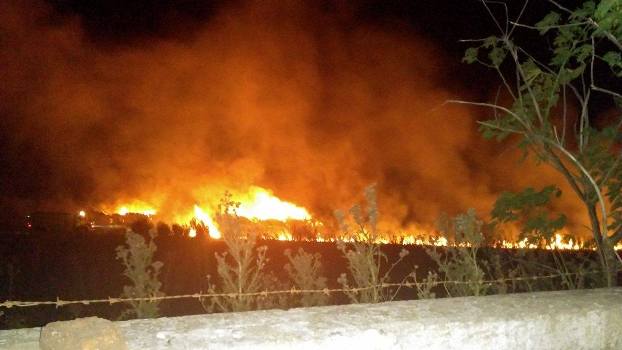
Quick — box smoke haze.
[0,0,587,234]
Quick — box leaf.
[489,47,507,67]
[535,12,561,34]
[481,127,495,139]
[602,51,622,76]
[575,44,593,63]
[463,47,479,64]
[572,1,596,19]
[559,63,586,83]
[483,36,498,48]
[522,60,542,84]
[595,0,616,20]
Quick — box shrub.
[427,209,489,297]
[335,185,409,303]
[200,193,274,312]
[284,248,329,307]
[115,228,164,319]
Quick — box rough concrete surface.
[39,317,127,350]
[1,288,621,350]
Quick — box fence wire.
[0,269,604,309]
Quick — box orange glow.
[193,205,221,239]
[236,187,311,221]
[114,202,157,217]
[188,228,197,238]
[277,231,294,241]
[98,187,620,251]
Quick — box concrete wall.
[2,288,622,349]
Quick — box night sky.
[0,0,600,233]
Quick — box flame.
[78,210,86,218]
[236,187,311,221]
[97,186,620,251]
[114,202,157,217]
[277,231,294,241]
[193,205,221,239]
[188,187,311,239]
[188,228,197,238]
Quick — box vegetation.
[284,248,329,307]
[490,185,606,289]
[200,193,274,312]
[115,229,164,319]
[335,185,410,303]
[427,209,490,297]
[456,0,622,285]
[5,1,622,328]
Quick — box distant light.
[78,210,86,218]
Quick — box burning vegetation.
[32,184,606,252]
[0,0,592,243]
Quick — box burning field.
[0,0,593,246]
[79,185,591,251]
[1,0,621,337]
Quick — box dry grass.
[335,185,409,303]
[284,248,329,307]
[115,229,164,319]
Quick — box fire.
[113,201,157,217]
[277,231,294,241]
[188,228,197,238]
[189,187,311,239]
[236,187,311,221]
[193,205,221,239]
[98,186,619,251]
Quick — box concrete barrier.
[1,288,621,349]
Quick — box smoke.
[0,0,587,234]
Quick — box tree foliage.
[459,0,622,285]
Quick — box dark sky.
[0,0,597,233]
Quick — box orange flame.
[101,187,621,251]
[236,187,311,221]
[112,201,157,217]
[193,205,221,239]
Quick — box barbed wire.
[0,269,604,309]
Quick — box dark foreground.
[0,232,600,329]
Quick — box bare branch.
[507,44,546,126]
[540,137,609,244]
[480,0,507,36]
[495,67,517,100]
[547,0,573,15]
[561,85,567,146]
[508,0,530,38]
[586,18,622,51]
[445,99,532,131]
[508,21,590,31]
[591,85,622,100]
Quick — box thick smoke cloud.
[0,0,586,235]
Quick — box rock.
[39,317,128,350]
